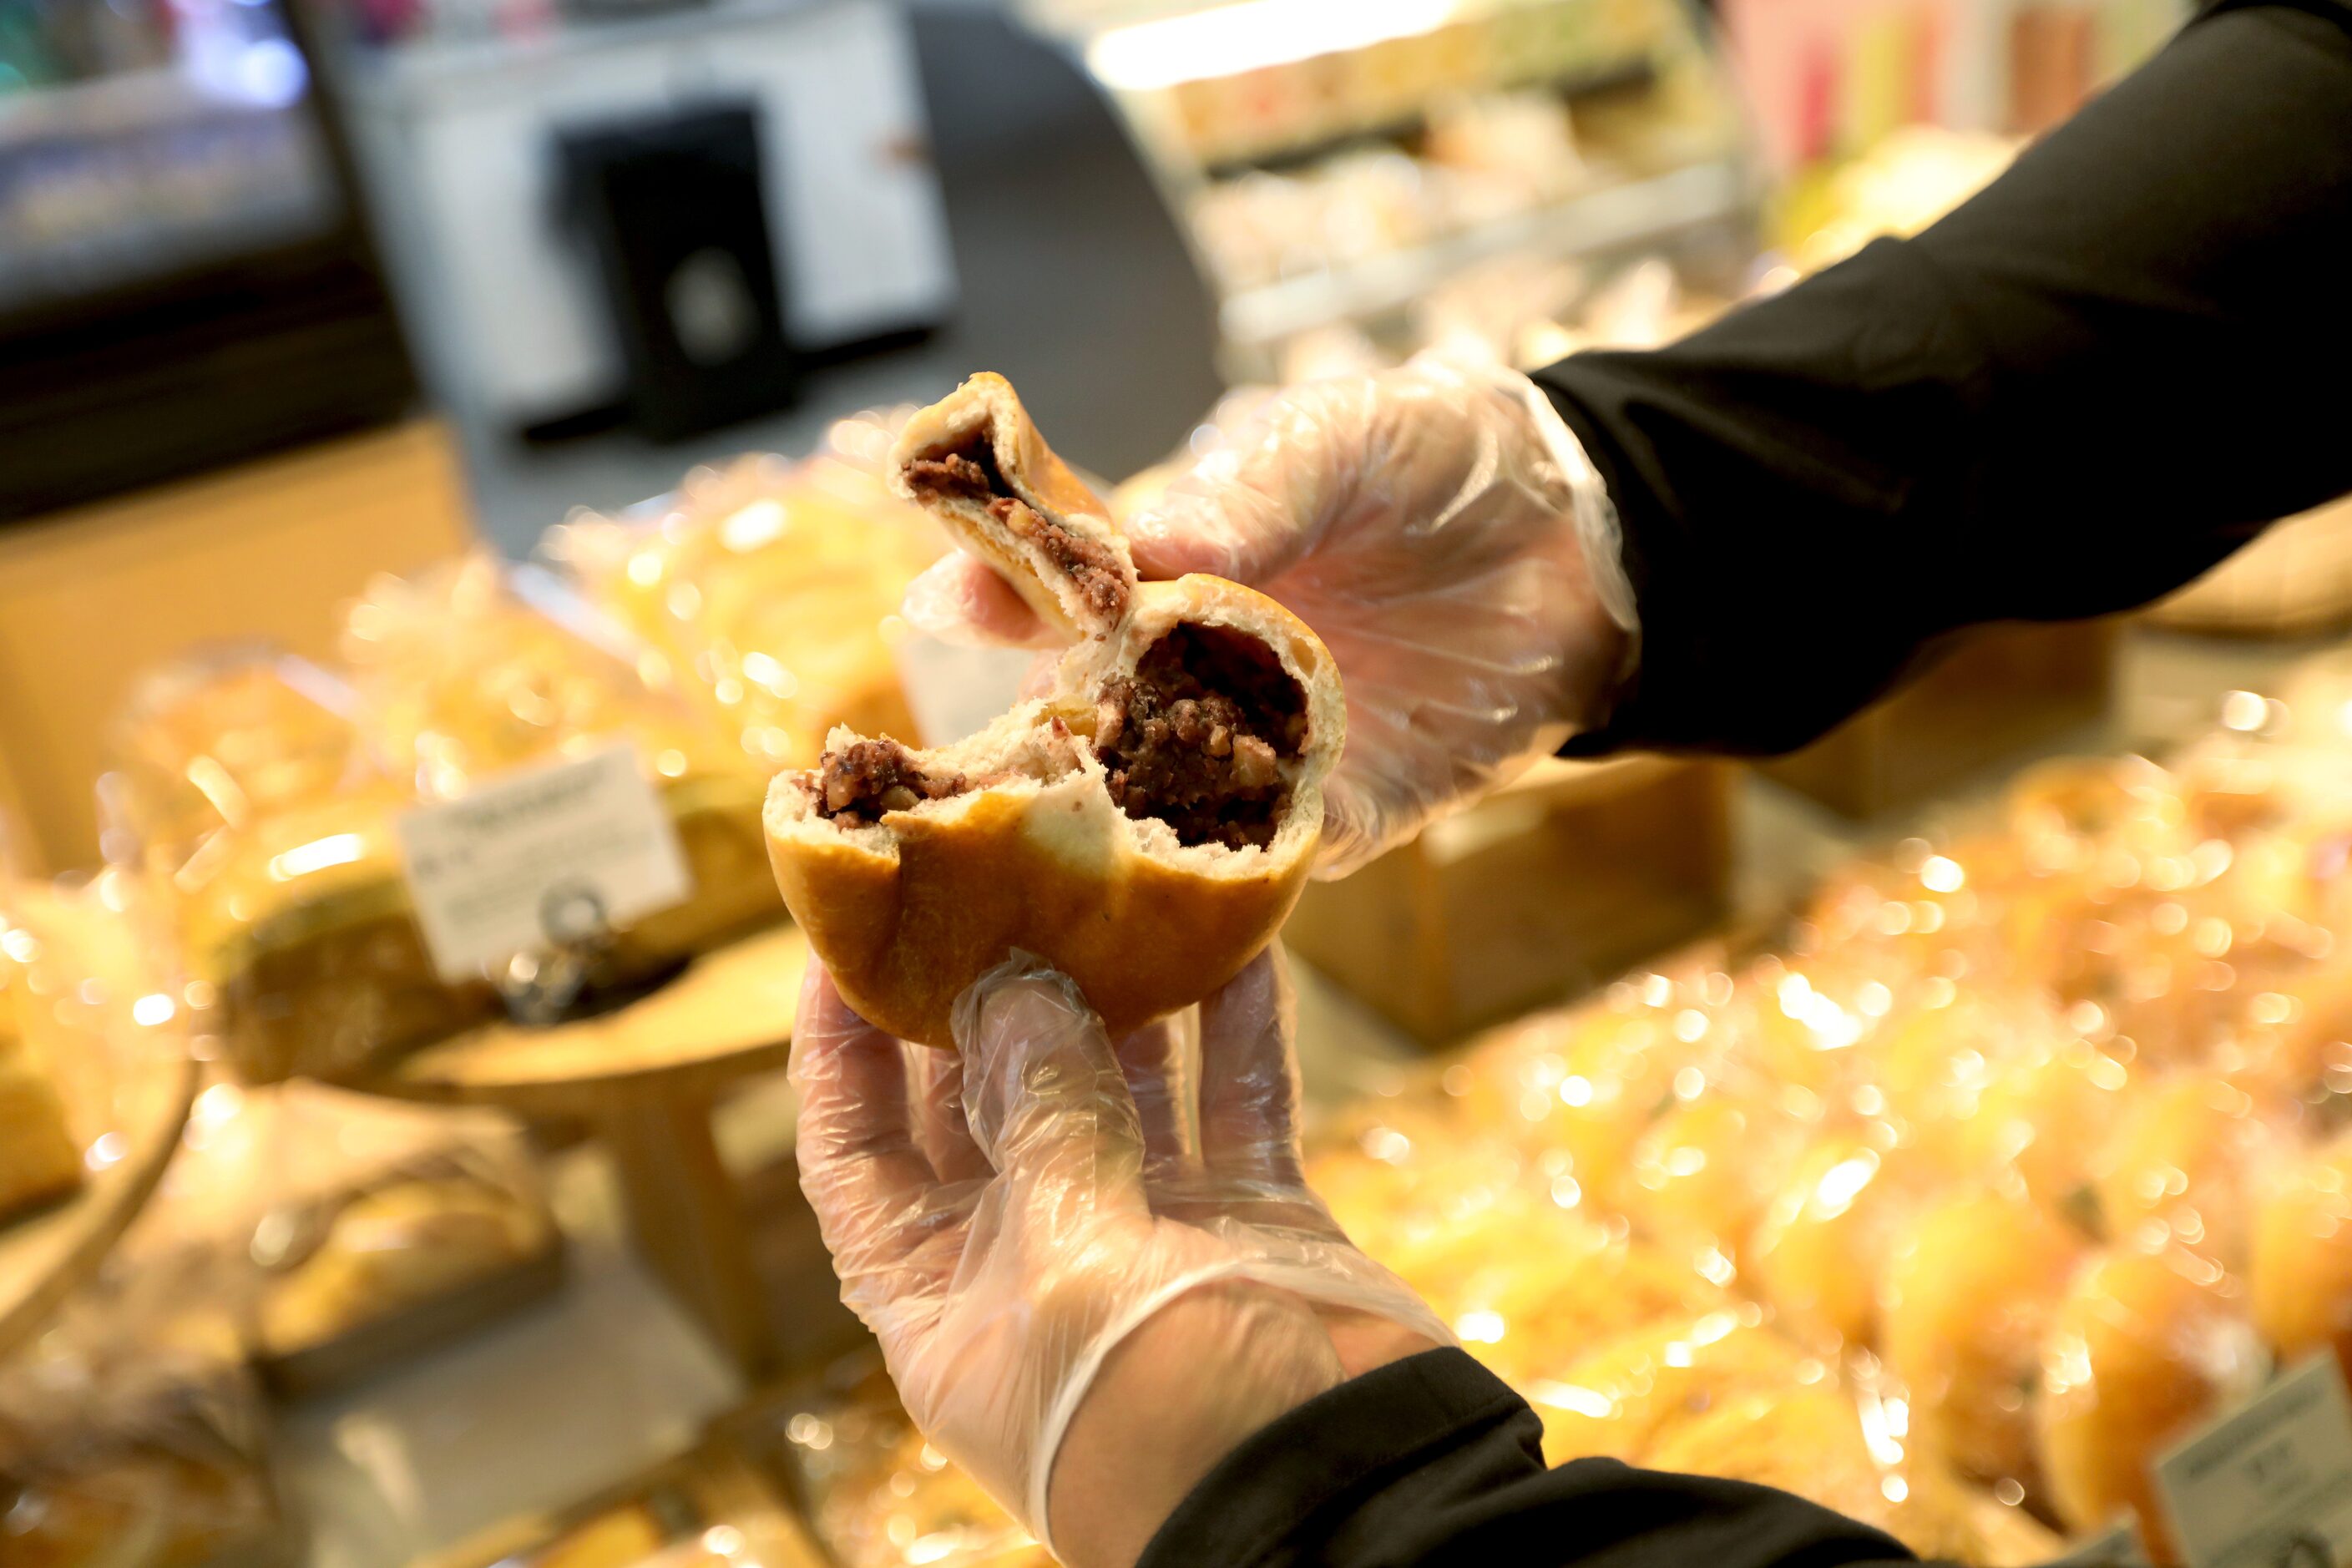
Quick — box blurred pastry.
[104,651,481,1084]
[0,1317,282,1568]
[1526,1308,1817,1465]
[259,1175,552,1355]
[1949,1035,2132,1212]
[555,453,939,772]
[345,554,781,968]
[2035,1247,2261,1560]
[2248,1128,2352,1383]
[1880,1189,2086,1489]
[178,787,490,1083]
[817,1427,1043,1568]
[2090,1075,2293,1267]
[0,953,79,1223]
[1619,1087,1812,1259]
[106,648,372,873]
[1747,1132,1916,1351]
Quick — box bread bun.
[2248,1129,2352,1383]
[2092,1075,2284,1267]
[1527,1308,1813,1465]
[766,375,1343,1047]
[2036,1247,2261,1559]
[1880,1187,2086,1487]
[1748,1134,1916,1352]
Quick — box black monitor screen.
[0,0,346,316]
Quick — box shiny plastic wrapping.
[0,885,86,1226]
[737,1363,1050,1568]
[118,1080,559,1387]
[0,869,196,1229]
[0,1272,289,1567]
[99,647,494,1084]
[105,559,796,1083]
[341,550,780,964]
[542,415,943,774]
[1302,674,2352,1562]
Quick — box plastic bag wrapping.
[540,419,945,776]
[115,1079,556,1375]
[1278,675,2352,1561]
[341,550,781,969]
[98,645,488,1085]
[0,870,200,1233]
[733,1363,1050,1568]
[0,1279,288,1567]
[0,883,86,1225]
[1307,1072,2056,1566]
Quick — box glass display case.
[0,0,414,521]
[1024,0,1760,380]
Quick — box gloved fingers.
[1112,1012,1200,1181]
[792,963,943,1268]
[911,1045,994,1186]
[902,551,1060,650]
[1196,947,1310,1190]
[1125,379,1368,585]
[952,955,1151,1227]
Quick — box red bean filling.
[814,738,967,826]
[1095,624,1308,851]
[904,439,1129,625]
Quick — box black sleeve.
[1137,1348,1925,1568]
[1535,2,2352,756]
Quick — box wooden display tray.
[254,1237,567,1400]
[1282,755,1732,1047]
[1759,619,2116,819]
[374,924,807,1116]
[359,924,812,1378]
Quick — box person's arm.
[1141,1348,1923,1568]
[1540,1,2352,756]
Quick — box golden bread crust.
[776,376,1343,1048]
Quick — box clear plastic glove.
[902,358,1636,877]
[792,948,1449,1568]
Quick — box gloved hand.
[903,358,1636,877]
[792,948,1449,1568]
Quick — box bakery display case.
[94,415,939,1090]
[1020,0,1761,382]
[674,655,2352,1568]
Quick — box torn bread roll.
[766,372,1342,1048]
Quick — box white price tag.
[395,742,693,982]
[2052,1518,2152,1568]
[2157,1357,2352,1568]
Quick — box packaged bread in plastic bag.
[736,1360,1050,1568]
[1302,1027,2059,1564]
[119,1077,559,1392]
[0,878,85,1227]
[341,551,781,983]
[543,416,943,774]
[99,646,489,1084]
[0,1279,290,1567]
[2031,1241,2266,1562]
